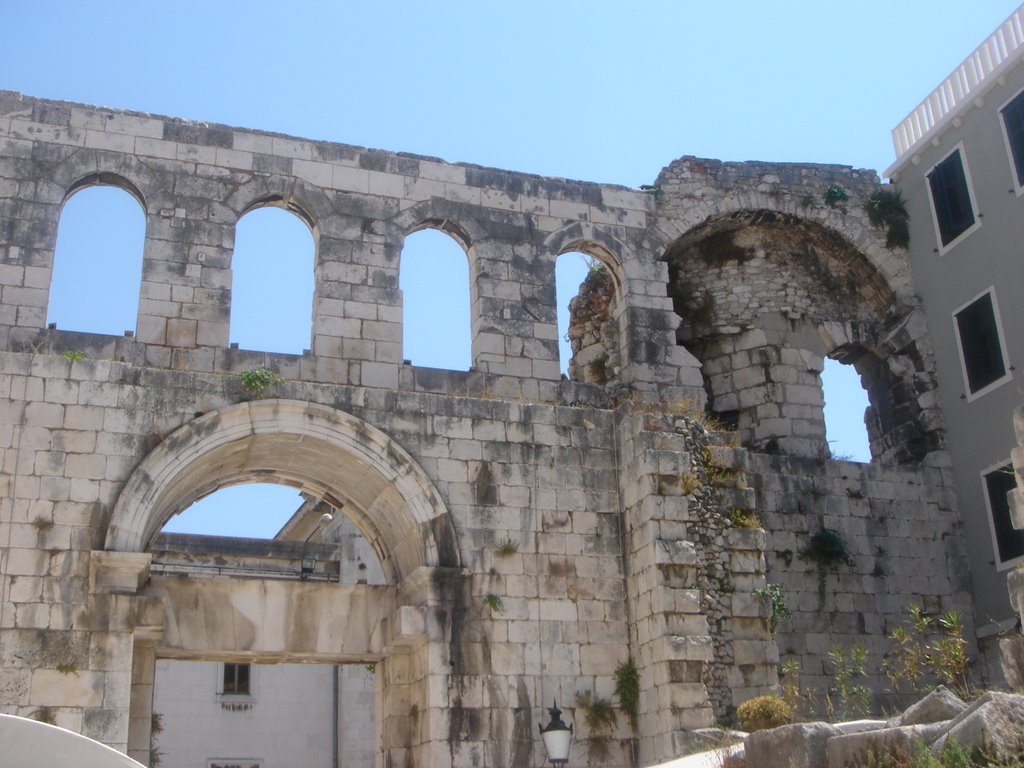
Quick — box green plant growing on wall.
[800,526,854,605]
[494,538,518,557]
[613,658,640,730]
[575,689,618,763]
[240,367,283,398]
[483,593,504,614]
[823,184,850,207]
[681,473,701,496]
[752,583,792,633]
[728,508,761,529]
[827,644,871,720]
[864,188,910,249]
[61,349,85,362]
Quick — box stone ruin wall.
[0,90,976,767]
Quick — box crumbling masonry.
[0,91,973,767]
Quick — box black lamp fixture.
[538,700,573,765]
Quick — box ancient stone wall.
[751,455,973,710]
[0,91,975,768]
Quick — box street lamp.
[300,511,334,576]
[538,700,572,765]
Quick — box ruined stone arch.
[64,171,148,211]
[544,222,629,289]
[662,209,944,463]
[392,199,491,249]
[106,399,461,582]
[544,223,631,385]
[225,177,334,239]
[45,149,168,213]
[34,151,167,271]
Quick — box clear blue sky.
[4,1,1019,536]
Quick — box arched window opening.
[230,206,314,355]
[48,185,145,335]
[561,253,618,384]
[161,483,306,539]
[822,357,871,462]
[555,252,592,376]
[400,228,470,370]
[158,480,386,581]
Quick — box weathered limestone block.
[826,724,945,768]
[999,635,1024,692]
[29,669,103,707]
[892,685,966,727]
[746,722,840,768]
[932,691,1024,762]
[89,551,151,594]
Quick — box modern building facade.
[885,4,1024,669]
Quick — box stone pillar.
[84,551,153,752]
[127,639,157,765]
[137,210,233,350]
[313,230,402,387]
[616,406,715,764]
[381,568,463,768]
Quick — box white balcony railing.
[891,5,1024,162]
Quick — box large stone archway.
[106,398,460,580]
[104,399,462,766]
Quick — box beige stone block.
[272,136,312,160]
[0,666,31,706]
[233,131,274,154]
[406,176,445,201]
[134,137,178,160]
[166,318,198,347]
[216,147,254,170]
[66,453,106,480]
[29,668,104,707]
[6,548,48,576]
[293,158,333,186]
[90,551,151,594]
[84,129,135,152]
[367,170,403,197]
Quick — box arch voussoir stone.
[106,399,458,581]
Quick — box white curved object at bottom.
[0,714,146,768]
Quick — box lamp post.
[538,700,572,765]
[300,511,334,576]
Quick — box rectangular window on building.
[222,663,250,695]
[953,289,1010,398]
[983,462,1024,568]
[927,147,977,248]
[1001,89,1024,189]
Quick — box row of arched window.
[48,184,594,374]
[48,183,872,460]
